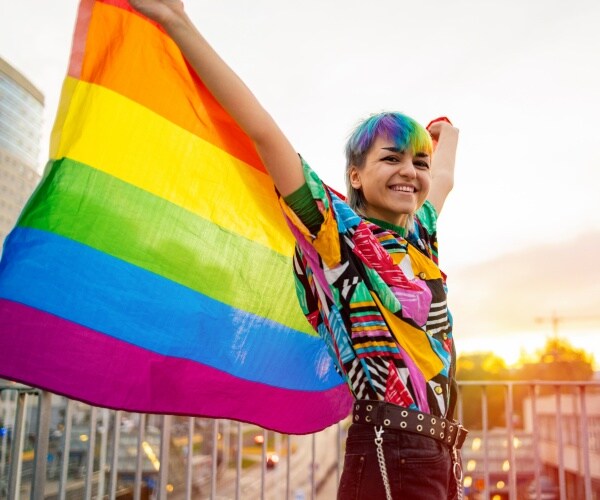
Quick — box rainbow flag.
[0,0,351,433]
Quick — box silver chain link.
[374,426,393,500]
[452,448,464,500]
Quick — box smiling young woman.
[128,1,463,498]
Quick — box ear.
[349,166,362,189]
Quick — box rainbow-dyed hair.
[344,112,433,231]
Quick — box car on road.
[266,452,280,469]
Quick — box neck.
[366,216,407,236]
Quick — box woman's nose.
[398,158,417,178]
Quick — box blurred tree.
[516,337,595,382]
[456,339,595,431]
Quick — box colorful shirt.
[279,159,457,419]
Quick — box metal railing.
[1,380,599,500]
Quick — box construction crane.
[534,311,600,338]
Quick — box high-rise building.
[0,56,44,249]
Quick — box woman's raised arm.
[128,0,305,196]
[426,121,459,215]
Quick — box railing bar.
[185,417,194,500]
[506,383,516,500]
[97,409,110,500]
[458,380,600,387]
[8,380,599,500]
[157,414,171,500]
[8,392,28,500]
[223,420,231,472]
[286,434,291,500]
[530,385,541,500]
[108,411,121,500]
[84,405,98,500]
[310,433,316,500]
[555,387,566,500]
[134,413,146,500]
[481,386,489,500]
[58,399,73,500]
[236,421,242,500]
[210,420,218,500]
[578,386,592,500]
[273,431,282,500]
[260,428,267,500]
[31,390,51,500]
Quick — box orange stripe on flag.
[80,1,265,173]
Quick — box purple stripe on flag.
[0,299,352,434]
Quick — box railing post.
[337,422,343,487]
[260,428,266,500]
[505,383,516,499]
[31,390,51,500]
[530,384,542,500]
[210,419,218,500]
[578,385,592,500]
[84,405,98,500]
[481,385,489,500]
[108,410,121,500]
[0,390,11,483]
[157,414,171,500]
[236,421,242,500]
[97,408,110,499]
[8,391,28,500]
[185,417,194,500]
[310,433,316,500]
[555,386,566,500]
[58,399,73,500]
[134,413,146,500]
[286,433,291,500]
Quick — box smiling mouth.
[388,185,415,193]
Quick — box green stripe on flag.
[19,158,313,335]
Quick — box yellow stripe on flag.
[52,77,294,256]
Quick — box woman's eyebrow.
[382,147,402,153]
[415,152,430,158]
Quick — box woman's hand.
[427,120,459,150]
[128,0,184,26]
[127,0,304,196]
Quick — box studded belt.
[352,400,468,450]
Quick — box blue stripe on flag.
[0,227,343,391]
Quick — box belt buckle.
[453,423,468,449]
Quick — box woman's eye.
[382,156,399,162]
[414,161,430,169]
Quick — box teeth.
[389,185,414,192]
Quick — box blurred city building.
[461,429,536,499]
[0,56,43,249]
[523,391,600,499]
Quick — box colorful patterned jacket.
[279,159,457,419]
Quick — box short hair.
[344,112,432,233]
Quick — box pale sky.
[2,0,600,365]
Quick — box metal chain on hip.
[374,426,393,500]
[452,447,464,500]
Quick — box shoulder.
[414,200,438,237]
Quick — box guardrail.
[1,380,599,499]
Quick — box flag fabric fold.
[0,0,352,433]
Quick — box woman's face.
[349,134,431,225]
